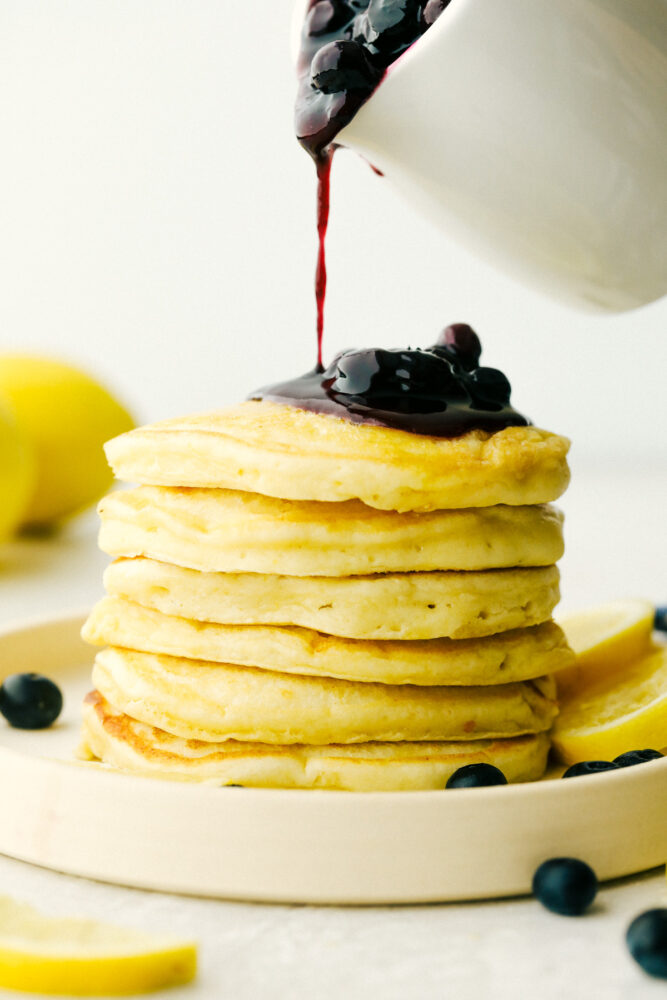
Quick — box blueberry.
[327,347,466,413]
[365,0,423,54]
[433,324,482,370]
[532,858,598,916]
[627,909,667,979]
[613,749,664,768]
[445,763,508,788]
[468,367,512,409]
[310,40,379,94]
[327,348,381,395]
[422,0,453,26]
[654,607,667,632]
[0,673,63,729]
[349,11,374,45]
[306,0,354,37]
[562,760,619,778]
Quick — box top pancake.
[104,400,570,513]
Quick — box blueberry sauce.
[253,324,530,437]
[296,0,453,363]
[278,2,529,438]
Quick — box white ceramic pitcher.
[294,0,667,313]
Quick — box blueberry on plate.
[532,858,598,916]
[561,760,619,778]
[0,673,63,730]
[445,763,508,788]
[613,748,664,768]
[310,40,378,94]
[626,909,667,979]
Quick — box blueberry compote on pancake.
[253,325,530,437]
[296,0,453,364]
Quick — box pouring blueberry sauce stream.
[253,0,530,437]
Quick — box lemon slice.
[552,644,667,764]
[0,896,196,995]
[556,599,655,695]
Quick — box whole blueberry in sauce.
[422,0,453,26]
[311,40,379,94]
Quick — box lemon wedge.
[556,599,655,695]
[0,895,196,995]
[552,644,667,764]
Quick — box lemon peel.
[0,895,196,995]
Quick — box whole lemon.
[0,401,34,540]
[0,356,134,527]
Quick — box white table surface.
[0,461,665,1000]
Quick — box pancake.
[97,487,564,576]
[92,647,558,745]
[81,691,551,790]
[104,400,570,513]
[83,596,574,686]
[104,558,561,641]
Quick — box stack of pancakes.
[80,401,573,790]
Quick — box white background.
[0,0,665,475]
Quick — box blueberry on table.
[445,763,508,788]
[310,40,379,94]
[626,909,667,979]
[0,673,63,729]
[654,606,667,632]
[532,858,598,916]
[561,760,619,778]
[613,749,664,768]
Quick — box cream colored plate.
[0,614,664,905]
